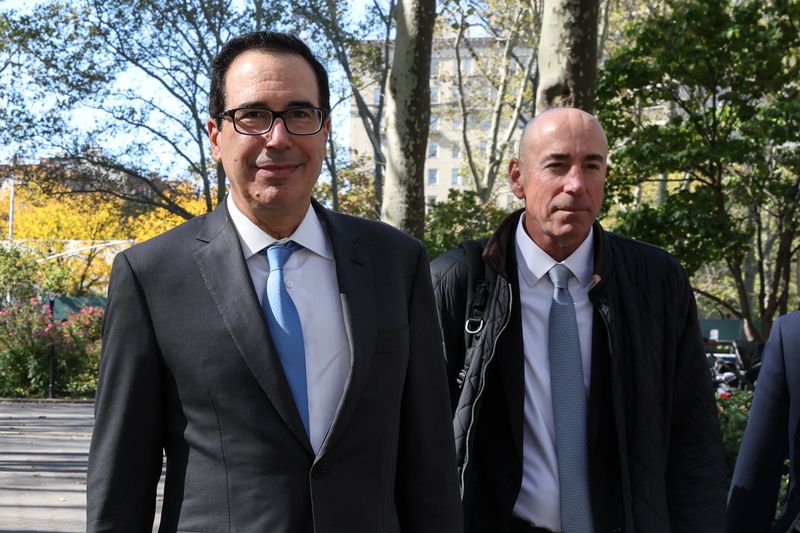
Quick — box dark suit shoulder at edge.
[603,230,686,273]
[119,213,211,260]
[324,208,425,250]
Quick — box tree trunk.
[536,0,599,114]
[325,135,340,212]
[380,0,436,238]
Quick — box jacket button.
[312,465,331,479]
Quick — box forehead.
[224,50,320,108]
[528,112,608,159]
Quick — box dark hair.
[209,31,330,125]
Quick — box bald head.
[508,107,608,261]
[518,108,608,164]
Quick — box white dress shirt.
[227,195,351,455]
[511,213,595,531]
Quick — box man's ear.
[322,116,331,141]
[508,158,525,199]
[208,118,222,162]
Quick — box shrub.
[0,300,103,398]
[717,389,753,482]
[59,306,104,396]
[0,298,58,396]
[424,189,510,260]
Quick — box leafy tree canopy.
[0,182,206,296]
[597,0,800,338]
[0,0,283,218]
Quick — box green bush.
[0,299,103,398]
[424,189,510,260]
[717,390,753,481]
[59,306,104,396]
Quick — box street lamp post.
[47,294,56,399]
[7,176,14,241]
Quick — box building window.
[427,142,439,158]
[431,59,441,77]
[430,86,439,105]
[430,114,439,132]
[451,168,460,186]
[428,169,439,185]
[372,87,381,106]
[426,195,438,212]
[480,141,489,155]
[451,144,460,158]
[463,58,474,76]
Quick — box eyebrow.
[236,99,316,109]
[542,153,605,163]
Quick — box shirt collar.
[514,212,594,289]
[226,194,333,260]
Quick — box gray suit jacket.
[86,200,462,533]
[728,311,800,533]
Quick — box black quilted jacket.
[430,210,727,533]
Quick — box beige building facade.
[348,38,532,210]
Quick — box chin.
[553,224,591,241]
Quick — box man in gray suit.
[86,31,462,533]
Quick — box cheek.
[311,138,328,161]
[589,181,605,206]
[533,185,558,209]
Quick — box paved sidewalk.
[0,400,162,532]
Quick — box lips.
[256,163,301,178]
[554,206,588,213]
[253,153,304,179]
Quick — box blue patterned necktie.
[262,241,309,435]
[547,263,594,533]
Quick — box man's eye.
[288,109,313,119]
[241,109,269,119]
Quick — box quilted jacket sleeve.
[430,246,470,412]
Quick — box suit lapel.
[313,204,376,457]
[193,201,312,453]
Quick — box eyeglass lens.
[234,107,322,135]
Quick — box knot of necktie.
[548,263,570,289]
[265,240,302,272]
[548,263,573,305]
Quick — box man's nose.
[563,167,588,193]
[265,117,292,149]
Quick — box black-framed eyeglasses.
[217,106,326,136]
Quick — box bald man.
[431,108,726,533]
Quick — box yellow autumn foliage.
[0,183,209,295]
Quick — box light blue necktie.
[262,241,309,435]
[548,263,594,533]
